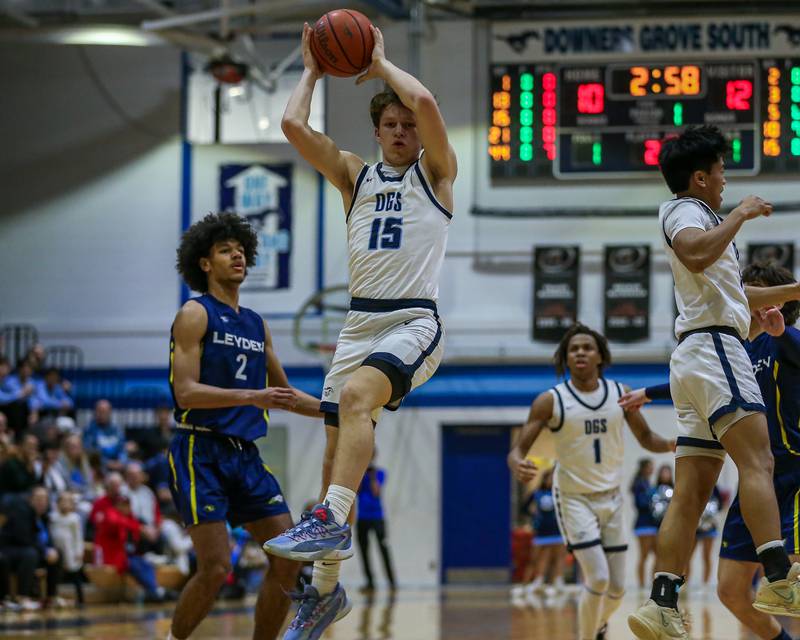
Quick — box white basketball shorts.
[320,298,444,425]
[552,484,627,553]
[670,328,765,459]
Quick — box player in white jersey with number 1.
[263,22,456,640]
[508,324,674,640]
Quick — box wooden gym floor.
[1,586,798,639]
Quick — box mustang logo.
[775,24,800,46]
[494,30,541,53]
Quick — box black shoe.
[595,623,607,640]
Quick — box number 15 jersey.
[346,156,452,301]
[548,378,626,494]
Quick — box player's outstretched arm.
[282,23,365,198]
[263,321,323,419]
[171,302,296,411]
[744,282,800,311]
[671,195,772,273]
[622,385,675,453]
[753,307,800,368]
[507,391,553,483]
[356,25,457,187]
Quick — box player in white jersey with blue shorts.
[508,324,673,640]
[628,126,800,640]
[263,22,456,640]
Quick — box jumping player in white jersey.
[263,23,456,639]
[508,324,674,640]
[628,126,800,640]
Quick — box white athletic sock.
[755,540,785,554]
[324,484,356,526]
[600,590,624,626]
[312,560,341,596]
[578,586,605,640]
[654,571,682,581]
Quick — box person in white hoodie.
[49,491,84,606]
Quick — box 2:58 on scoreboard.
[488,59,800,181]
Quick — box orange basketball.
[311,9,374,78]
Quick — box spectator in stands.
[154,404,174,450]
[57,434,96,517]
[0,551,16,612]
[0,413,11,451]
[0,357,35,434]
[82,400,126,471]
[34,368,74,419]
[0,486,62,610]
[160,505,193,576]
[23,345,46,376]
[41,440,69,502]
[125,461,161,552]
[143,437,172,514]
[89,473,170,603]
[50,491,84,606]
[0,433,42,494]
[356,450,397,593]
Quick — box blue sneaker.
[263,503,351,561]
[283,583,351,640]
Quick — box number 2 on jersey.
[368,217,403,250]
[593,438,601,464]
[235,354,248,380]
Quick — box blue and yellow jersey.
[169,294,269,442]
[747,326,800,475]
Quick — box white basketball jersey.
[659,197,750,340]
[346,156,452,300]
[549,378,626,494]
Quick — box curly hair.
[553,323,612,378]
[176,212,258,293]
[742,261,800,326]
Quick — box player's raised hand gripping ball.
[310,9,374,77]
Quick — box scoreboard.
[489,17,800,181]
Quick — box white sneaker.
[753,562,800,617]
[627,599,689,640]
[18,598,41,612]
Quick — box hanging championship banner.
[219,163,292,291]
[747,243,795,271]
[532,246,580,342]
[604,245,651,342]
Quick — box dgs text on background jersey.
[169,294,268,442]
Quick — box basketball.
[310,9,374,78]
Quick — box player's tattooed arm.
[282,23,365,201]
[507,391,554,483]
[356,25,457,189]
[622,385,675,452]
[171,302,296,411]
[263,320,322,418]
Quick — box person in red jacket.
[89,472,170,602]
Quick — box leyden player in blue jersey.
[165,213,324,640]
[621,261,800,640]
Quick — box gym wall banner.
[604,245,651,342]
[746,242,795,271]
[219,163,293,291]
[532,246,580,342]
